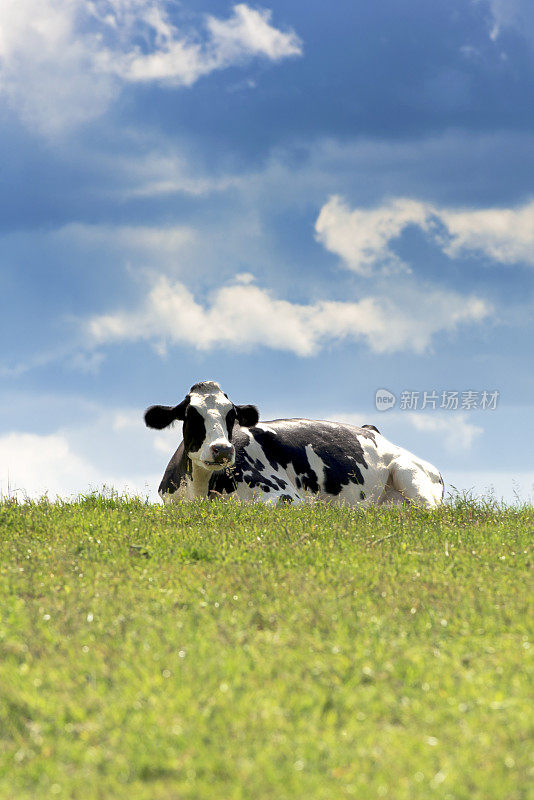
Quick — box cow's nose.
[210,443,234,462]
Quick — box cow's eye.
[226,408,236,428]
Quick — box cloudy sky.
[1,0,533,503]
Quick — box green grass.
[0,495,532,800]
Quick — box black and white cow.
[145,380,444,507]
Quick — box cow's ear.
[362,424,380,434]
[144,397,190,429]
[235,404,259,427]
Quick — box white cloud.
[87,273,490,356]
[0,431,101,499]
[315,195,534,274]
[404,412,483,452]
[0,402,179,500]
[89,277,322,356]
[440,202,534,265]
[315,195,431,276]
[0,1,302,134]
[205,4,302,62]
[0,0,117,134]
[107,3,302,84]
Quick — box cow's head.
[144,380,259,471]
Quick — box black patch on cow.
[360,490,365,500]
[208,468,238,497]
[247,427,319,493]
[237,451,277,492]
[183,406,206,455]
[241,452,265,472]
[239,464,288,493]
[279,494,293,504]
[158,442,187,495]
[249,421,374,496]
[225,407,237,440]
[362,424,380,434]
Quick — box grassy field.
[0,495,532,800]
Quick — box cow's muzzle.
[205,443,235,467]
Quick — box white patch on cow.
[371,433,443,507]
[252,423,277,434]
[283,462,300,490]
[304,444,326,492]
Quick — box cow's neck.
[188,460,212,499]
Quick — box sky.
[1,0,533,503]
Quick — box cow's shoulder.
[232,429,290,495]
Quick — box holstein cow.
[145,381,444,507]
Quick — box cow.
[144,380,444,507]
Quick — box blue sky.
[1,0,533,502]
